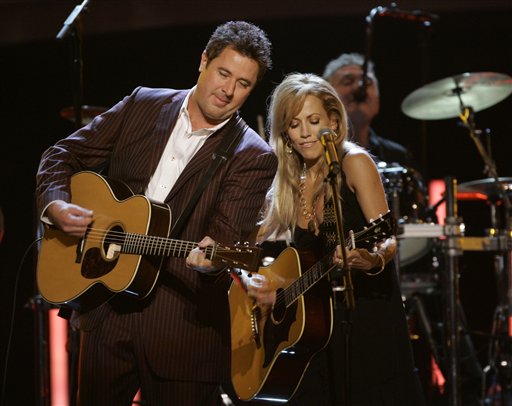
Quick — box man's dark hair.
[205,21,272,82]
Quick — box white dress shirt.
[145,87,229,202]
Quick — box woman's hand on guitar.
[334,236,396,271]
[344,248,382,271]
[246,273,276,306]
[46,200,93,237]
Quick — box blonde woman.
[247,73,424,405]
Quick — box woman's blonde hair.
[259,72,349,239]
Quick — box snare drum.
[377,162,432,267]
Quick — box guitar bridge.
[75,237,85,263]
[250,305,261,348]
[75,223,92,263]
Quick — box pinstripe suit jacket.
[36,87,277,382]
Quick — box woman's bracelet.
[363,252,386,276]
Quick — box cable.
[0,237,42,406]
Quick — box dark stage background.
[1,1,511,404]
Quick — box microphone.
[318,128,340,175]
[56,0,90,40]
[355,8,377,104]
[353,78,368,103]
[376,6,440,25]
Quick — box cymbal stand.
[456,94,512,403]
[443,176,462,406]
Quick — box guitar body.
[230,247,333,402]
[229,213,394,402]
[37,171,171,310]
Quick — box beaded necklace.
[299,163,322,233]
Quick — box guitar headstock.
[349,211,395,250]
[211,243,263,273]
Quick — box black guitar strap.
[169,115,247,239]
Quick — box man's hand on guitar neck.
[45,200,94,237]
[185,236,222,274]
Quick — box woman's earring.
[285,139,293,154]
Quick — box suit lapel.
[142,90,187,187]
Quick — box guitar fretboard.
[120,233,215,259]
[279,212,393,307]
[282,258,330,306]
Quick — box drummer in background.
[323,51,430,227]
[322,52,415,168]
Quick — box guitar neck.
[281,212,393,307]
[99,228,261,271]
[120,233,215,259]
[283,254,332,307]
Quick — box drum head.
[378,162,433,266]
[377,161,429,224]
[399,238,433,267]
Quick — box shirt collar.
[181,86,231,137]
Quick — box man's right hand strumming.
[46,200,94,237]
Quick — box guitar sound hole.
[263,290,297,368]
[81,248,118,278]
[103,224,124,258]
[80,225,122,279]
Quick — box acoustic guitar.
[229,212,394,402]
[37,171,262,311]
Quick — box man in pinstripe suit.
[36,21,276,405]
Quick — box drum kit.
[380,71,512,404]
[377,71,512,278]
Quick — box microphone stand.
[41,3,90,405]
[353,6,378,103]
[327,169,355,311]
[56,0,90,130]
[320,133,355,405]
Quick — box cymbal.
[458,177,512,202]
[401,72,512,120]
[60,105,107,125]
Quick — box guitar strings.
[57,227,257,269]
[250,262,340,321]
[253,214,391,316]
[69,227,246,255]
[81,228,207,253]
